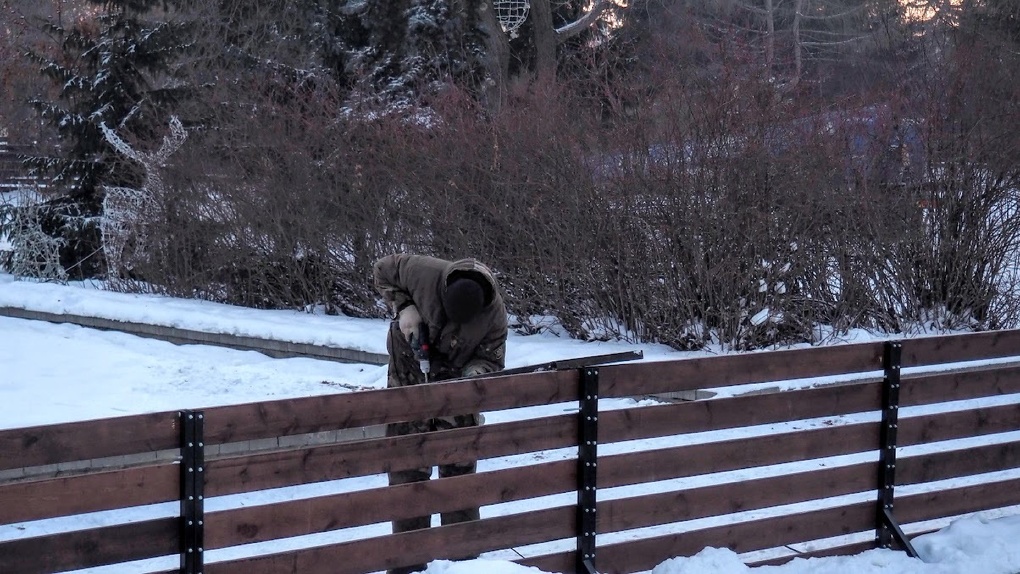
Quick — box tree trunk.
[790,0,804,90]
[531,0,556,82]
[477,2,510,114]
[765,0,775,75]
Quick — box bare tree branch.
[555,0,612,42]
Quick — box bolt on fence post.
[180,410,205,574]
[577,367,599,574]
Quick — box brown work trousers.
[385,322,480,574]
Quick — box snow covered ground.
[434,513,1020,573]
[1,274,1019,574]
[0,274,684,428]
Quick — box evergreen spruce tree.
[24,0,191,278]
[337,0,487,107]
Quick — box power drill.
[410,322,431,381]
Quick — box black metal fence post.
[877,342,918,557]
[577,367,599,574]
[180,410,205,574]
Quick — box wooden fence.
[2,330,1020,573]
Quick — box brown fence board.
[900,403,1020,446]
[607,492,878,563]
[0,411,179,471]
[202,369,577,444]
[903,329,1020,368]
[524,478,1020,574]
[898,441,1020,486]
[0,462,177,525]
[522,501,875,574]
[600,380,882,444]
[598,342,884,398]
[901,364,1020,406]
[205,458,575,549]
[898,476,1020,524]
[748,540,877,566]
[205,414,577,497]
[0,517,178,574]
[206,506,577,574]
[599,462,875,534]
[5,329,1020,574]
[599,421,879,489]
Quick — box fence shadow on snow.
[2,331,1020,573]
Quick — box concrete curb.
[0,306,390,365]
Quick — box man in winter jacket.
[373,254,508,571]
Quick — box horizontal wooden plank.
[0,462,178,525]
[748,539,877,566]
[598,341,884,398]
[482,351,644,377]
[599,420,879,489]
[516,549,572,573]
[600,380,882,444]
[0,411,179,471]
[898,440,1020,486]
[205,413,577,497]
[901,364,1020,407]
[899,403,1020,446]
[522,501,875,574]
[599,461,876,535]
[201,369,577,444]
[903,329,1020,368]
[0,517,178,574]
[206,505,576,574]
[628,479,1020,574]
[208,381,889,506]
[205,458,575,549]
[897,476,1020,524]
[207,380,881,498]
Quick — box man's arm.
[463,315,508,376]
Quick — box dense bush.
[83,62,1020,350]
[5,0,1020,351]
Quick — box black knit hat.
[443,276,486,323]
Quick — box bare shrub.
[863,31,1020,333]
[418,82,613,338]
[99,0,1020,350]
[576,72,872,349]
[109,75,401,316]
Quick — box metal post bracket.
[180,410,205,574]
[876,342,917,558]
[577,367,599,574]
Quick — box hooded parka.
[373,253,508,380]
